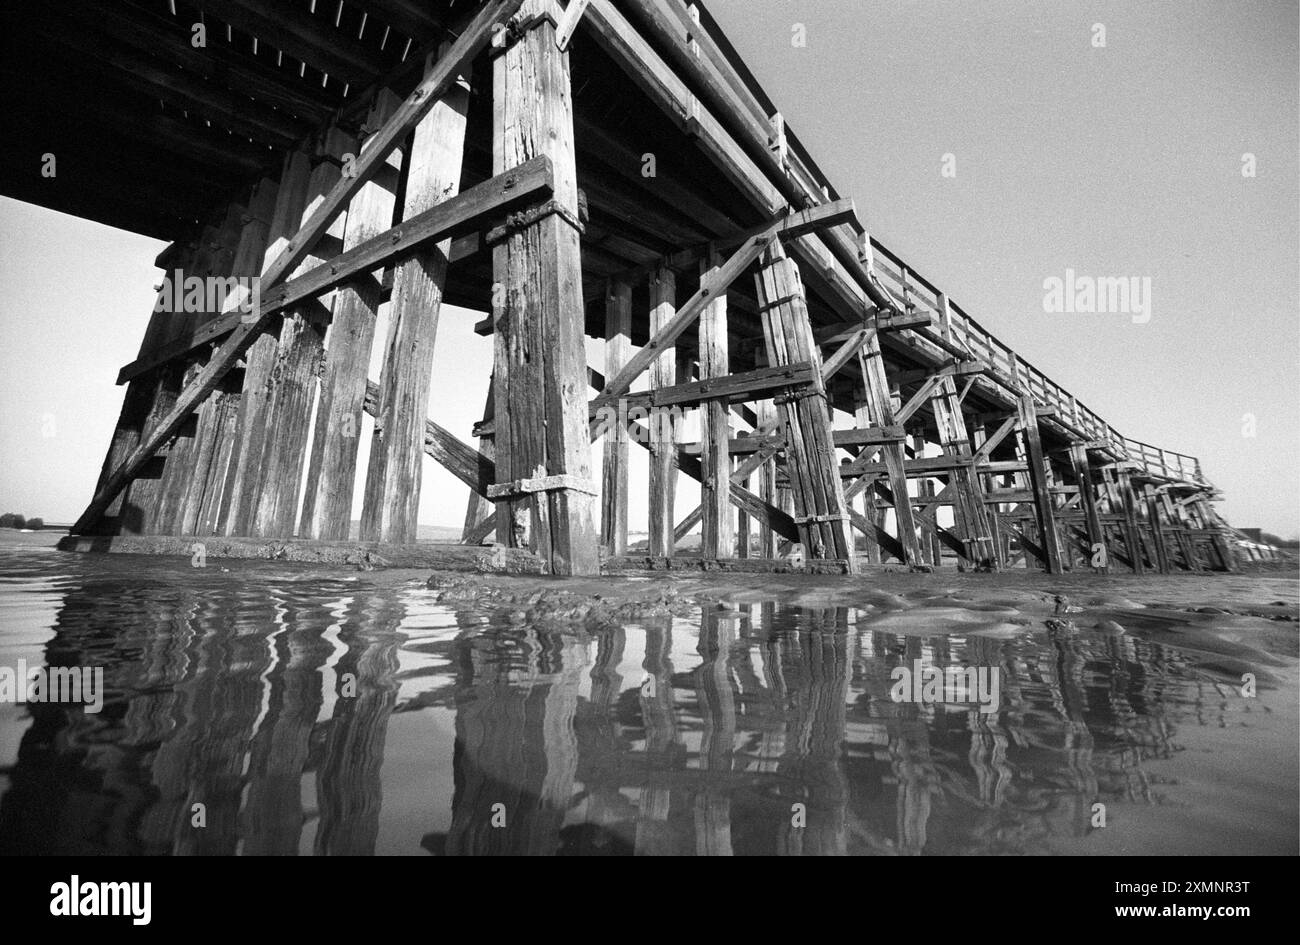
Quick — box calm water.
[0,539,1295,855]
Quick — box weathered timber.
[1017,395,1064,574]
[754,241,855,566]
[600,279,632,555]
[647,267,678,557]
[70,0,527,536]
[490,0,600,575]
[361,52,471,543]
[301,91,403,541]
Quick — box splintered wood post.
[217,148,311,536]
[929,375,996,569]
[152,202,245,534]
[250,131,355,538]
[179,176,279,535]
[852,386,881,564]
[757,398,778,557]
[1116,467,1146,575]
[461,380,495,543]
[301,92,402,540]
[1142,483,1172,573]
[753,240,855,568]
[699,247,733,559]
[489,0,600,575]
[1016,394,1064,574]
[971,419,1004,569]
[360,50,470,543]
[600,279,632,555]
[647,266,678,557]
[857,341,922,565]
[1070,443,1107,572]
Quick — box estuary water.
[0,532,1295,855]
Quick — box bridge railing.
[862,237,1203,486]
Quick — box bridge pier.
[59,0,1238,577]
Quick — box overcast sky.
[0,0,1296,537]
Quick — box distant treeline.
[0,513,44,529]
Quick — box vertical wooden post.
[1142,483,1172,574]
[699,249,733,559]
[152,203,245,534]
[856,341,921,565]
[852,386,882,564]
[1116,467,1146,575]
[757,398,778,558]
[361,51,470,543]
[301,93,402,540]
[1192,496,1235,571]
[489,0,600,575]
[218,148,310,536]
[1017,394,1064,574]
[929,377,996,569]
[1069,443,1107,572]
[647,266,678,557]
[971,418,1005,569]
[179,176,279,535]
[461,380,495,543]
[753,241,855,567]
[735,459,751,558]
[600,279,631,556]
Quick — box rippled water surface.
[1,536,1296,855]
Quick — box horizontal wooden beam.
[118,155,553,383]
[622,362,814,409]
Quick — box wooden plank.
[1115,466,1147,575]
[928,375,996,569]
[600,280,632,555]
[820,325,875,382]
[754,241,855,567]
[1017,395,1064,574]
[151,204,247,535]
[490,0,600,575]
[1070,443,1107,572]
[647,267,678,556]
[71,0,526,535]
[699,248,732,559]
[624,362,815,410]
[179,177,279,535]
[301,91,403,540]
[856,340,921,565]
[360,52,471,543]
[461,381,497,543]
[218,145,318,537]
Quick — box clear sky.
[0,0,1296,537]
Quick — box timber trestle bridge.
[1,0,1242,575]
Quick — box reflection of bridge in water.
[0,581,1235,855]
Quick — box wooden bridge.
[1,0,1241,575]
